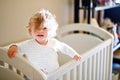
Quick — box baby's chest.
[23,48,58,61]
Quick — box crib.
[0,23,113,80]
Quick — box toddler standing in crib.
[7,9,81,75]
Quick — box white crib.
[0,23,113,80]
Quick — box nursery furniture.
[0,23,113,80]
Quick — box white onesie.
[17,38,78,74]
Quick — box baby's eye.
[43,27,47,30]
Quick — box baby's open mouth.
[37,34,44,37]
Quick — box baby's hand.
[7,45,18,58]
[73,55,81,61]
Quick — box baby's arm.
[7,45,18,58]
[56,39,81,61]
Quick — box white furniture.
[0,23,113,80]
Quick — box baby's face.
[30,23,48,42]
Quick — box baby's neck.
[35,39,48,46]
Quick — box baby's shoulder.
[49,38,61,44]
[17,39,34,46]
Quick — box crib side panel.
[47,39,113,80]
[0,47,45,80]
[51,23,113,80]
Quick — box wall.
[0,0,74,46]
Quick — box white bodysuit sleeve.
[55,40,79,58]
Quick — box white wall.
[0,0,74,46]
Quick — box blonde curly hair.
[27,9,58,38]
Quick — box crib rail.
[0,47,46,80]
[47,39,113,80]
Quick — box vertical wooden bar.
[103,47,107,80]
[96,52,100,80]
[83,60,87,80]
[66,72,70,80]
[88,57,92,80]
[78,64,82,80]
[72,67,77,80]
[108,44,113,80]
[92,54,96,80]
[99,49,103,80]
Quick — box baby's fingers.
[73,55,81,61]
[8,52,13,58]
[8,51,16,58]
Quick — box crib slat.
[105,46,109,80]
[106,45,113,80]
[66,72,70,80]
[57,76,62,80]
[83,60,87,80]
[88,57,92,80]
[102,48,107,80]
[77,64,82,80]
[99,49,103,80]
[106,46,109,80]
[71,67,76,80]
[96,52,100,80]
[92,54,96,80]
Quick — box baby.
[7,9,81,74]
